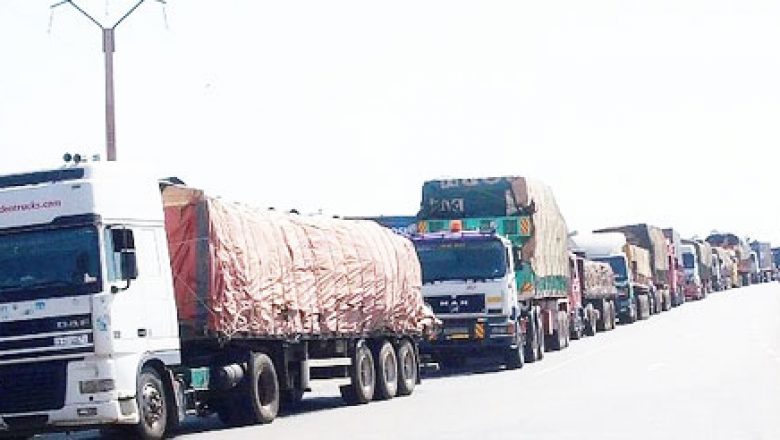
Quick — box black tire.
[537,325,545,360]
[340,341,375,404]
[595,305,607,332]
[135,367,168,440]
[247,353,280,424]
[373,341,399,400]
[504,327,524,370]
[396,339,418,396]
[609,303,617,329]
[571,318,583,340]
[524,318,539,363]
[547,313,566,351]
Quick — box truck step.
[307,357,352,368]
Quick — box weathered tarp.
[162,186,432,341]
[582,260,616,299]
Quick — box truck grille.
[0,360,67,413]
[426,294,486,314]
[0,313,93,363]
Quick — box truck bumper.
[0,399,137,435]
[421,335,516,359]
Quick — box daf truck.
[0,162,432,439]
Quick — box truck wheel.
[248,353,280,424]
[505,327,524,370]
[340,341,375,404]
[537,325,545,360]
[135,367,168,440]
[396,340,418,396]
[373,341,399,400]
[609,303,617,329]
[524,326,538,363]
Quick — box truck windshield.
[683,253,695,269]
[0,226,101,302]
[415,239,507,283]
[594,256,628,282]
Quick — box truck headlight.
[80,379,115,394]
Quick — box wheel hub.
[142,384,164,425]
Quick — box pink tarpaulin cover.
[162,186,432,341]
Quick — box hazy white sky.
[1,1,778,243]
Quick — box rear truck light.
[77,407,98,417]
[507,322,516,335]
[79,379,116,394]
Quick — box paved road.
[43,283,780,440]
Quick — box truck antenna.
[49,0,165,162]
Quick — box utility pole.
[52,0,149,161]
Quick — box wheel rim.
[141,382,164,428]
[384,352,398,384]
[401,349,415,380]
[256,368,275,406]
[359,353,373,388]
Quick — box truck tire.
[373,341,399,400]
[396,339,418,396]
[135,367,168,440]
[547,312,567,351]
[609,303,617,329]
[524,317,543,363]
[504,326,524,370]
[340,341,375,404]
[248,353,280,424]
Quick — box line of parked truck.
[0,163,774,440]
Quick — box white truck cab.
[680,244,702,299]
[0,162,180,435]
[412,231,524,368]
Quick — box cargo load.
[626,244,652,285]
[418,176,569,298]
[594,224,669,285]
[706,233,750,261]
[163,185,431,341]
[582,260,617,299]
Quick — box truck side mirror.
[110,228,138,292]
[120,252,139,280]
[112,229,135,253]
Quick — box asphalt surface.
[41,283,780,440]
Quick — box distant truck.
[711,247,735,290]
[680,243,704,300]
[683,239,714,297]
[0,163,432,439]
[415,176,572,368]
[706,233,751,286]
[593,224,672,314]
[348,215,417,236]
[569,252,618,335]
[572,232,652,323]
[662,228,685,306]
[750,241,774,282]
